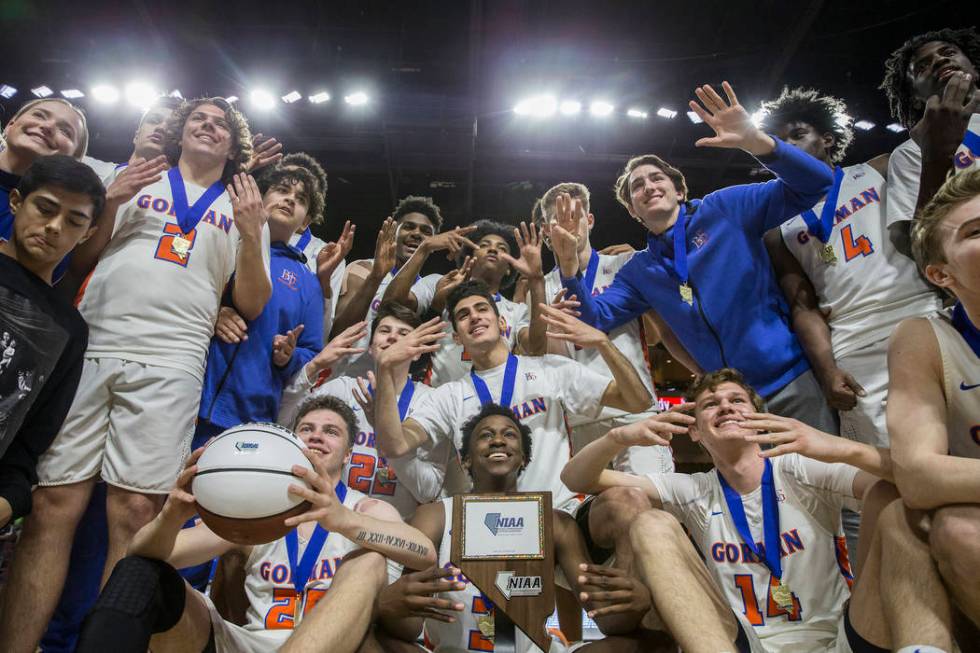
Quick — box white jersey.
[886,112,980,225]
[82,155,120,184]
[278,375,449,517]
[543,251,656,424]
[780,163,941,357]
[648,454,858,652]
[335,260,438,377]
[409,354,610,509]
[287,229,346,335]
[77,176,271,381]
[426,295,530,387]
[241,486,400,638]
[927,309,980,460]
[424,498,561,653]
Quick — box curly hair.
[454,219,519,289]
[880,27,980,128]
[162,97,253,185]
[759,87,854,163]
[255,163,323,226]
[392,195,444,233]
[282,152,328,197]
[459,403,533,475]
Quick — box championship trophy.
[451,492,554,652]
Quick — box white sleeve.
[410,274,441,314]
[510,302,530,342]
[385,443,449,504]
[885,140,921,226]
[260,224,272,276]
[549,356,611,419]
[406,384,462,447]
[645,472,713,534]
[320,259,347,337]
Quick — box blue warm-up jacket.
[562,138,833,397]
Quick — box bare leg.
[587,487,651,572]
[929,504,980,626]
[148,583,213,653]
[282,550,388,653]
[356,627,427,652]
[103,485,164,586]
[0,479,95,653]
[575,631,676,652]
[629,509,738,653]
[853,480,899,575]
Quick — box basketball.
[192,422,315,545]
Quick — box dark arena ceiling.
[0,0,966,268]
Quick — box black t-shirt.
[0,251,87,520]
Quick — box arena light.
[60,89,84,99]
[0,84,17,99]
[90,84,120,104]
[886,123,905,133]
[31,85,53,98]
[589,100,614,117]
[344,91,369,106]
[169,89,183,98]
[281,90,302,104]
[750,108,766,128]
[124,82,159,109]
[854,120,875,131]
[308,91,331,104]
[513,95,556,117]
[249,89,276,111]
[559,99,581,116]
[627,108,649,119]
[686,110,703,124]
[656,108,677,119]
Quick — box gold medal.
[771,579,793,609]
[818,242,837,264]
[375,465,390,481]
[679,283,694,305]
[172,235,192,260]
[477,612,495,640]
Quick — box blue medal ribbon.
[962,129,980,158]
[951,302,980,358]
[800,166,846,244]
[717,459,784,580]
[656,205,689,286]
[285,482,348,601]
[296,227,312,252]
[167,167,226,235]
[470,353,518,408]
[367,379,416,421]
[582,249,600,295]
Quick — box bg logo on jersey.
[484,512,525,536]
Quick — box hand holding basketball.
[285,449,348,532]
[162,446,205,524]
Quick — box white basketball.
[193,422,314,520]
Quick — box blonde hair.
[6,98,89,159]
[687,368,766,413]
[614,154,687,212]
[912,169,980,278]
[162,97,253,185]
[535,182,591,227]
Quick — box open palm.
[689,82,759,150]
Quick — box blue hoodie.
[562,138,833,397]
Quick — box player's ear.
[77,222,99,246]
[821,132,835,152]
[8,189,21,215]
[924,262,954,289]
[586,213,595,230]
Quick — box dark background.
[0,0,968,274]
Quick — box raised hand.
[376,317,446,370]
[549,287,581,318]
[371,218,398,278]
[307,322,368,377]
[106,155,169,205]
[272,324,305,367]
[377,566,466,623]
[918,71,979,163]
[228,172,268,240]
[538,303,609,349]
[286,449,347,531]
[316,220,356,284]
[689,81,774,155]
[500,221,544,280]
[739,412,841,461]
[420,225,478,260]
[816,366,866,411]
[577,563,652,620]
[246,133,284,173]
[607,406,695,448]
[431,256,475,313]
[214,305,248,344]
[167,447,206,523]
[599,243,635,257]
[352,371,377,427]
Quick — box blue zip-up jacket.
[562,138,833,397]
[199,241,324,428]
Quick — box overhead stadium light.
[655,108,676,119]
[627,108,649,119]
[686,110,703,124]
[169,89,183,98]
[589,100,614,117]
[60,89,84,99]
[750,108,766,128]
[854,120,875,131]
[250,89,276,110]
[885,123,905,133]
[344,91,369,106]
[125,82,159,109]
[31,86,53,98]
[91,84,120,104]
[309,91,330,104]
[559,99,581,116]
[281,90,302,104]
[0,84,17,99]
[514,95,556,117]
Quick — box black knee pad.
[93,555,187,632]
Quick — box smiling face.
[451,293,505,352]
[293,408,352,476]
[909,40,980,103]
[395,212,436,263]
[464,413,526,485]
[627,163,684,230]
[689,382,760,453]
[264,179,311,242]
[3,101,85,160]
[133,105,175,159]
[7,185,97,274]
[369,314,415,359]
[924,194,980,299]
[179,102,235,163]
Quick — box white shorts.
[571,412,674,475]
[836,342,889,448]
[203,594,291,653]
[36,356,200,493]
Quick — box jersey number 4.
[154,223,197,267]
[840,225,874,262]
[734,574,802,625]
